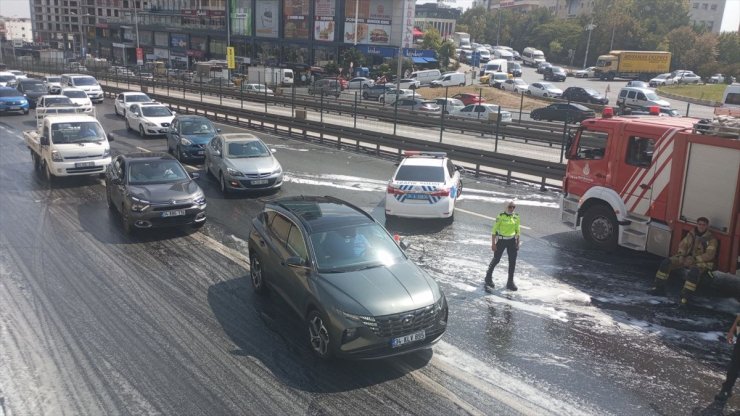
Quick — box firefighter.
[716,313,740,402]
[648,217,718,305]
[485,200,520,291]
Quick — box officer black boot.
[715,388,732,402]
[506,277,518,291]
[484,277,494,291]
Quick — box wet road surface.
[0,100,737,416]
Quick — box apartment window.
[106,8,111,15]
[702,3,708,9]
[710,4,717,10]
[114,9,118,16]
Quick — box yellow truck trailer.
[594,50,671,81]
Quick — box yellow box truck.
[594,50,671,81]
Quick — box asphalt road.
[0,101,737,416]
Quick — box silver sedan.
[204,133,283,194]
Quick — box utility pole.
[495,9,502,46]
[583,20,596,69]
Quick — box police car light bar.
[403,151,447,158]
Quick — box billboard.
[283,0,310,39]
[255,0,279,38]
[314,0,336,42]
[344,0,391,45]
[231,0,253,36]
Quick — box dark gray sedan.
[248,196,448,360]
[105,153,207,233]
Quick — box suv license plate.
[391,330,426,348]
[75,162,95,168]
[251,179,268,185]
[162,210,186,217]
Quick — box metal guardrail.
[102,87,566,189]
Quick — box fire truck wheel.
[582,205,618,250]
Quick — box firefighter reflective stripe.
[655,270,669,280]
[683,281,697,291]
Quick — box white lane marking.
[136,147,150,152]
[190,232,250,270]
[455,208,532,229]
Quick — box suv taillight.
[387,185,405,195]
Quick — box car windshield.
[47,77,61,83]
[45,97,73,105]
[656,74,669,79]
[64,90,88,98]
[25,83,47,92]
[540,82,554,89]
[128,160,189,184]
[127,94,150,102]
[227,140,270,158]
[310,223,405,272]
[494,74,508,80]
[181,120,215,135]
[0,75,15,82]
[645,92,660,100]
[73,77,97,86]
[584,88,599,95]
[141,106,172,117]
[50,122,104,144]
[0,89,20,97]
[394,165,445,182]
[514,79,526,85]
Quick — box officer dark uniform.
[648,217,718,305]
[716,314,740,402]
[485,201,520,291]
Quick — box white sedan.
[60,87,94,114]
[673,71,701,84]
[380,88,418,105]
[451,104,513,123]
[501,78,529,93]
[125,102,175,137]
[348,77,375,89]
[243,83,274,95]
[433,97,465,114]
[527,82,563,98]
[114,92,152,116]
[649,73,676,87]
[574,67,597,78]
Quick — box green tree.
[664,26,698,70]
[717,32,740,67]
[421,27,443,50]
[340,48,365,71]
[438,40,457,69]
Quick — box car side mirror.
[455,165,466,174]
[190,172,200,179]
[216,128,221,132]
[40,136,49,146]
[285,256,309,268]
[215,150,222,157]
[270,148,276,153]
[108,133,115,142]
[399,239,411,250]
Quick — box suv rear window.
[395,165,445,182]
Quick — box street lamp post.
[583,21,596,69]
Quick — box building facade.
[689,0,728,33]
[0,18,34,42]
[413,3,461,40]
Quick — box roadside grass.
[656,84,726,102]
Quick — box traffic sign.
[226,47,235,69]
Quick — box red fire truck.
[560,110,740,273]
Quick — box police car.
[385,151,463,220]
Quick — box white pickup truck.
[24,114,112,181]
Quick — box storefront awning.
[423,57,437,63]
[413,28,424,37]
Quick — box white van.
[616,87,671,109]
[493,49,514,62]
[430,72,466,88]
[61,74,104,103]
[482,59,508,75]
[409,69,442,86]
[715,84,740,116]
[521,47,546,67]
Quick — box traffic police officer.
[485,200,520,291]
[648,217,718,305]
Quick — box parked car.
[247,195,448,359]
[8,70,27,79]
[60,87,93,114]
[561,86,609,105]
[501,78,528,93]
[536,62,552,74]
[574,67,597,78]
[507,62,523,78]
[0,86,29,114]
[362,84,394,101]
[0,72,16,87]
[451,104,512,123]
[530,103,595,123]
[166,115,220,162]
[487,72,510,89]
[708,74,725,84]
[451,92,485,105]
[105,152,207,234]
[381,88,417,105]
[348,77,374,89]
[617,87,671,109]
[649,73,676,87]
[16,78,48,108]
[386,151,463,220]
[207,78,236,88]
[397,78,420,90]
[125,102,176,137]
[395,98,441,114]
[204,133,283,193]
[543,66,567,82]
[114,92,153,116]
[432,97,465,114]
[309,79,342,98]
[527,82,563,98]
[243,83,274,95]
[672,70,701,84]
[625,80,650,89]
